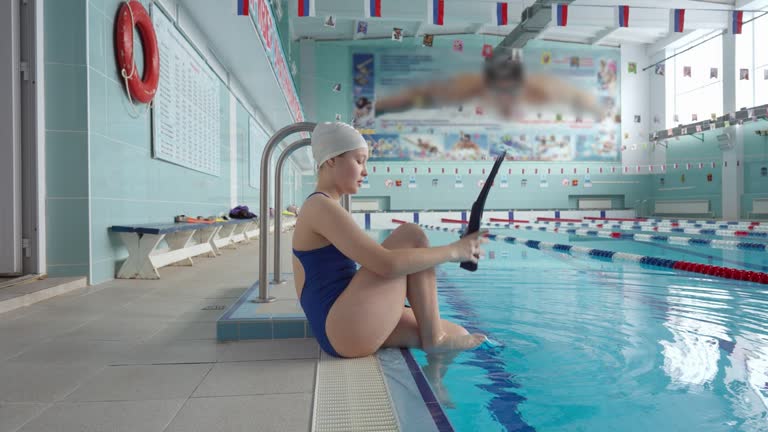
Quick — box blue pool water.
[403,228,768,432]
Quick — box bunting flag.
[661,165,666,172]
[732,11,743,34]
[428,0,445,25]
[673,9,685,32]
[673,163,679,169]
[238,0,250,16]
[618,5,630,27]
[686,163,691,170]
[365,0,382,18]
[496,2,508,25]
[297,0,315,17]
[556,4,568,27]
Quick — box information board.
[151,6,221,176]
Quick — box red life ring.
[114,1,159,104]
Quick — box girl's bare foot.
[424,333,486,354]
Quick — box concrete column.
[721,33,744,219]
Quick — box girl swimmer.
[292,122,489,358]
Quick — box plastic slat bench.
[210,219,257,255]
[110,220,252,279]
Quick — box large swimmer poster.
[352,40,620,162]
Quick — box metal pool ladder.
[254,122,351,303]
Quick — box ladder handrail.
[255,122,351,303]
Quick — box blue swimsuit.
[293,192,357,357]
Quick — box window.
[668,33,723,126]
[735,12,755,109]
[736,11,768,109]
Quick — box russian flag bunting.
[673,9,685,32]
[428,0,444,25]
[618,5,629,27]
[496,2,508,25]
[237,0,249,16]
[556,4,568,26]
[297,0,315,17]
[365,0,382,18]
[732,10,743,34]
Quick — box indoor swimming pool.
[402,228,768,432]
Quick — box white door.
[0,0,22,275]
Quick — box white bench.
[653,200,714,217]
[110,219,255,279]
[748,198,768,219]
[110,217,297,279]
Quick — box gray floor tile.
[173,306,231,323]
[16,399,185,432]
[144,321,218,342]
[56,318,168,342]
[0,314,96,346]
[7,339,136,367]
[164,394,312,432]
[112,340,225,365]
[193,359,315,397]
[65,364,212,402]
[217,339,319,362]
[0,363,104,402]
[0,403,49,432]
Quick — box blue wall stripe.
[364,213,371,230]
[461,211,467,221]
[554,210,560,218]
[508,210,514,221]
[414,212,420,223]
[600,210,606,218]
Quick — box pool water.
[406,229,768,432]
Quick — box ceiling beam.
[413,21,426,37]
[589,27,618,45]
[645,29,700,56]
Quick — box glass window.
[753,12,768,106]
[735,12,755,109]
[670,33,723,126]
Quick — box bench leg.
[212,224,237,252]
[200,226,220,258]
[231,222,250,244]
[166,231,196,266]
[117,232,164,279]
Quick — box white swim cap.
[311,122,368,168]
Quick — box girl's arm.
[304,197,485,278]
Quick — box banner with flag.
[732,11,743,34]
[618,5,629,27]
[365,0,382,18]
[428,0,444,25]
[495,2,508,25]
[556,4,568,27]
[297,0,315,17]
[673,9,685,32]
[238,0,250,16]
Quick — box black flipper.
[460,151,506,272]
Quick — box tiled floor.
[0,232,319,432]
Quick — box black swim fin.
[460,151,506,272]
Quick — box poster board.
[151,6,222,176]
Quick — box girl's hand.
[449,230,489,263]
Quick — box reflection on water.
[407,231,768,432]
